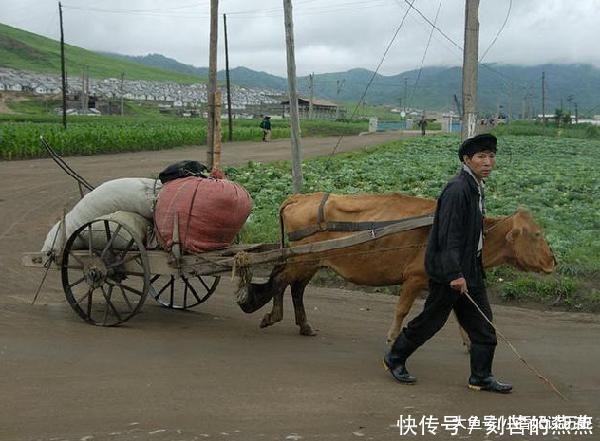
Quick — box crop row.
[0,118,367,160]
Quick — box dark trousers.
[388,280,497,365]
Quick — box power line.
[479,0,512,63]
[407,0,442,107]
[397,0,529,95]
[326,0,417,162]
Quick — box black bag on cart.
[158,160,209,184]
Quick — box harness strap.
[288,213,434,242]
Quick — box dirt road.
[1,133,598,441]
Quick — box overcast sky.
[1,0,600,77]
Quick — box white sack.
[73,211,153,251]
[42,178,161,253]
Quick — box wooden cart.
[23,213,433,326]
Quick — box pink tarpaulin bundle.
[154,176,253,253]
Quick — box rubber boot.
[468,343,512,394]
[383,333,419,384]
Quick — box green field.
[0,116,368,159]
[228,134,600,311]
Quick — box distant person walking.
[418,114,428,136]
[260,115,272,142]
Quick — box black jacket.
[425,169,485,288]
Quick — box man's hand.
[450,277,468,294]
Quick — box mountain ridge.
[2,22,600,114]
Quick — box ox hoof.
[260,313,280,328]
[386,331,401,344]
[299,323,317,336]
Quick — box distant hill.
[109,52,600,114]
[0,23,200,83]
[3,22,600,114]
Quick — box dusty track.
[0,133,598,440]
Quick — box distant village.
[0,67,345,119]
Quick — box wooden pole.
[223,13,233,142]
[214,89,222,171]
[120,72,125,116]
[59,1,67,129]
[308,73,314,119]
[403,77,408,111]
[461,0,479,141]
[541,71,546,125]
[283,0,303,193]
[206,0,219,169]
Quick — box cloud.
[2,0,600,77]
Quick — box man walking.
[384,133,512,394]
[260,115,272,142]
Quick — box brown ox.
[239,192,556,341]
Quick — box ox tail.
[278,194,300,249]
[279,203,286,249]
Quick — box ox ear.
[505,228,522,243]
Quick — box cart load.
[154,176,253,253]
[41,177,161,254]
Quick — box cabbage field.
[228,134,600,310]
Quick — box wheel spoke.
[74,286,93,306]
[64,264,84,270]
[119,238,136,260]
[119,283,145,297]
[120,253,142,265]
[101,224,122,258]
[119,286,134,312]
[187,279,202,303]
[182,277,189,308]
[104,220,111,243]
[86,287,94,317]
[68,276,85,288]
[101,285,122,323]
[87,224,93,256]
[197,276,211,292]
[68,251,85,267]
[169,276,175,307]
[157,276,174,296]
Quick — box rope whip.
[463,291,568,401]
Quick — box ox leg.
[291,276,317,336]
[260,288,286,328]
[387,278,427,343]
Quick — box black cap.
[458,133,497,162]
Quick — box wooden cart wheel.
[61,218,150,326]
[149,274,220,310]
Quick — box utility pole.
[574,101,578,124]
[308,73,314,119]
[283,0,303,193]
[461,0,479,141]
[541,71,546,125]
[81,68,85,113]
[120,72,125,116]
[223,13,233,142]
[403,77,408,111]
[213,89,223,171]
[507,83,512,121]
[206,0,219,170]
[59,1,67,129]
[335,79,344,119]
